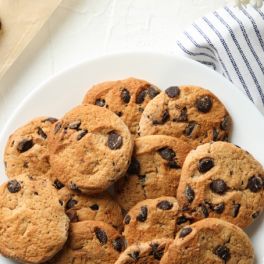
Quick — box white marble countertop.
[0,0,227,130]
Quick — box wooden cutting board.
[0,0,63,80]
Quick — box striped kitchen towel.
[176,5,264,115]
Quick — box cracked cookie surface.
[177,141,264,228]
[115,135,192,211]
[4,116,58,178]
[138,86,232,147]
[123,197,190,245]
[49,104,133,194]
[0,174,69,264]
[115,239,173,264]
[160,218,254,264]
[82,78,161,136]
[51,220,125,264]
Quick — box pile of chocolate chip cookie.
[0,77,263,264]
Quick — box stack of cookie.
[0,77,263,264]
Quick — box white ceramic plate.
[0,52,263,263]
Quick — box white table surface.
[0,0,227,131]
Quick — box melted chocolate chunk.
[232,204,241,218]
[177,107,188,122]
[196,95,212,113]
[90,204,99,211]
[213,128,219,141]
[136,89,147,104]
[152,110,170,125]
[53,179,64,190]
[66,198,78,209]
[17,139,34,153]
[184,122,197,136]
[108,132,123,150]
[177,216,188,225]
[213,203,225,214]
[198,158,214,173]
[7,180,21,193]
[95,227,108,245]
[185,186,195,203]
[37,127,47,139]
[43,117,58,123]
[210,179,228,195]
[214,245,230,262]
[128,158,140,175]
[121,88,131,103]
[112,237,125,252]
[157,200,173,210]
[69,120,81,130]
[124,215,131,225]
[158,147,176,161]
[167,160,181,169]
[95,98,105,107]
[200,203,209,218]
[220,116,231,131]
[150,243,164,260]
[136,206,148,222]
[165,86,180,98]
[179,227,192,238]
[128,251,139,260]
[247,175,263,193]
[54,122,62,134]
[76,129,88,140]
[148,86,160,98]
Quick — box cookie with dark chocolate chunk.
[138,85,232,147]
[177,141,264,228]
[160,219,254,264]
[82,78,161,136]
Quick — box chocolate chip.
[66,210,79,222]
[108,132,123,150]
[252,211,260,219]
[128,158,140,175]
[136,206,148,222]
[54,122,62,134]
[196,95,212,113]
[23,161,29,168]
[95,98,105,107]
[213,128,219,141]
[124,215,131,225]
[232,203,240,218]
[177,216,188,225]
[136,89,147,104]
[150,243,164,260]
[43,117,58,123]
[200,203,209,218]
[165,86,180,98]
[210,179,228,195]
[152,110,170,125]
[177,107,188,122]
[185,186,195,203]
[184,122,197,136]
[37,127,47,139]
[112,237,125,252]
[179,227,192,238]
[138,175,146,185]
[213,203,225,214]
[220,116,231,131]
[77,129,88,140]
[158,147,176,161]
[66,198,78,209]
[148,86,160,98]
[58,199,62,205]
[17,139,34,153]
[247,175,263,193]
[90,204,99,211]
[157,200,173,210]
[53,179,64,190]
[7,180,21,193]
[121,88,131,103]
[198,158,214,173]
[115,111,123,117]
[69,120,81,130]
[95,227,108,245]
[167,161,181,169]
[128,251,139,260]
[214,245,230,262]
[69,182,80,192]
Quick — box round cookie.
[115,135,192,211]
[48,104,133,194]
[82,78,161,135]
[115,239,173,264]
[52,220,126,264]
[0,174,69,264]
[160,218,255,264]
[138,85,232,147]
[177,141,264,228]
[56,186,124,231]
[4,116,58,178]
[123,197,190,245]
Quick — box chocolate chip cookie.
[115,239,173,264]
[177,141,264,228]
[138,86,232,147]
[4,116,57,178]
[160,218,255,264]
[82,78,161,136]
[123,197,190,245]
[52,220,126,264]
[0,174,69,264]
[57,186,123,231]
[49,104,133,194]
[115,135,192,211]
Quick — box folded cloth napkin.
[176,5,264,115]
